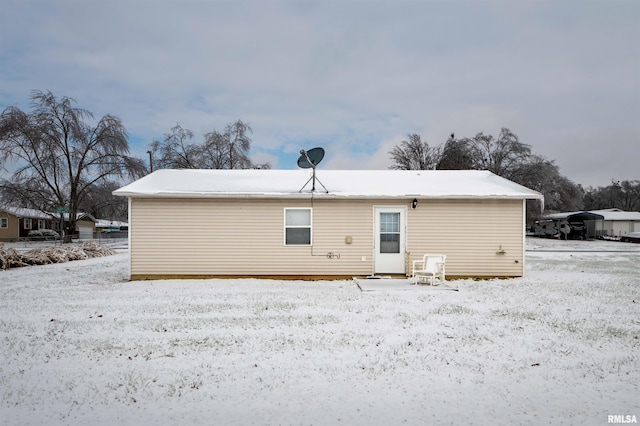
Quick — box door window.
[379,212,400,253]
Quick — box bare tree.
[525,164,584,219]
[225,119,253,169]
[154,119,270,170]
[437,133,474,170]
[201,130,228,169]
[389,133,441,170]
[79,180,129,222]
[150,123,200,169]
[0,90,145,241]
[462,128,583,214]
[465,128,534,179]
[583,180,640,211]
[615,180,640,211]
[391,128,584,220]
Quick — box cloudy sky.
[1,0,638,188]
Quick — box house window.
[285,208,312,245]
[38,219,45,229]
[24,218,32,230]
[0,218,7,229]
[379,212,400,253]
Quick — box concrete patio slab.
[353,277,458,292]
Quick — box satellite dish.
[297,147,328,193]
[297,147,325,169]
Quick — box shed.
[113,169,543,280]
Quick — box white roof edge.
[0,206,55,219]
[544,210,640,220]
[114,191,543,200]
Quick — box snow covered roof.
[595,211,640,221]
[54,212,97,222]
[545,209,640,221]
[586,209,640,221]
[113,169,543,200]
[0,206,101,221]
[95,219,128,228]
[0,206,54,219]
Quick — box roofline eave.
[113,191,544,200]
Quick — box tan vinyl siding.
[129,197,525,279]
[129,198,377,277]
[0,213,19,241]
[407,199,524,277]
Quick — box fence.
[94,231,129,241]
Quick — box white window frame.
[38,219,46,229]
[24,218,32,230]
[284,208,312,246]
[0,217,7,229]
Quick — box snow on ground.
[1,238,638,425]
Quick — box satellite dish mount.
[297,147,328,193]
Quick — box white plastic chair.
[412,254,446,285]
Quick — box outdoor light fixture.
[412,198,418,209]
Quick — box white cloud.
[1,0,638,187]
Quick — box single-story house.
[113,169,543,281]
[0,206,55,241]
[542,208,640,239]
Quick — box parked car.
[620,232,640,243]
[27,229,61,240]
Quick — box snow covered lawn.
[1,238,639,425]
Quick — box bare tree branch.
[389,134,440,170]
[0,90,138,241]
[389,128,585,221]
[152,119,269,170]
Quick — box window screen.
[285,208,311,245]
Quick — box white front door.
[374,207,406,274]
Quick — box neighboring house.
[0,206,55,241]
[114,169,542,281]
[542,208,640,239]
